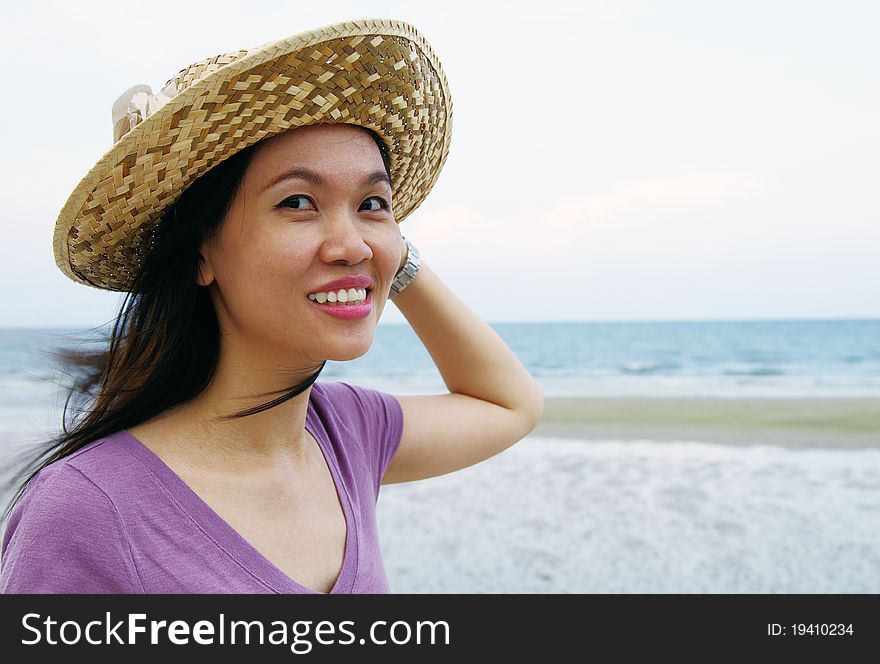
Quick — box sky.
[0,0,877,327]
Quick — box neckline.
[117,389,358,594]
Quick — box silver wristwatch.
[389,238,421,298]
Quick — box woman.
[0,19,543,594]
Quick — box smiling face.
[196,123,402,366]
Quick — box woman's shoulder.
[312,380,402,433]
[10,431,141,519]
[312,381,404,492]
[13,458,104,516]
[10,435,125,516]
[63,430,140,477]
[313,380,398,410]
[1,434,146,593]
[2,448,126,568]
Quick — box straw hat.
[52,18,452,292]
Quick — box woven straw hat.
[52,18,452,292]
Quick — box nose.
[318,210,373,265]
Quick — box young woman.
[0,19,543,594]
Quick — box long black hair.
[1,126,392,524]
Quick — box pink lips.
[307,273,373,321]
[309,290,372,320]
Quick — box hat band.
[111,80,179,143]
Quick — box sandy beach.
[533,396,880,449]
[379,396,880,593]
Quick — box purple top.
[0,381,403,594]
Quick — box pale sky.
[1,0,877,327]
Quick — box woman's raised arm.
[382,248,544,485]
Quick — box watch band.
[389,238,421,298]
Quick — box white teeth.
[308,287,368,305]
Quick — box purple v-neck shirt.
[0,381,403,594]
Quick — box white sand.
[378,436,880,593]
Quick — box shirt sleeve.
[333,381,404,496]
[0,462,144,594]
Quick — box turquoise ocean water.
[1,318,878,437]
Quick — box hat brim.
[53,18,452,292]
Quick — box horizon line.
[3,315,880,331]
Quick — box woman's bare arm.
[382,247,544,485]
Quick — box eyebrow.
[263,168,391,193]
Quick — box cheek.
[257,240,304,271]
[372,225,403,276]
[218,234,306,300]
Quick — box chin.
[322,334,375,362]
[325,347,371,362]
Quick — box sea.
[1,318,879,435]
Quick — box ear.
[196,242,215,287]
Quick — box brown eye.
[279,195,316,210]
[360,196,390,212]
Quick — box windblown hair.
[1,126,392,524]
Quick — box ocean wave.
[620,361,681,375]
[722,367,786,377]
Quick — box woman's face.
[197,123,402,366]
